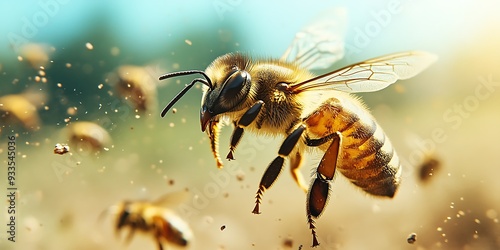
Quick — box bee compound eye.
[221,70,249,98]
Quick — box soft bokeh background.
[1,0,500,249]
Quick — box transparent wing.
[280,7,347,70]
[152,190,190,207]
[288,51,438,93]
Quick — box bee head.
[159,53,252,132]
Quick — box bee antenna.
[159,70,213,89]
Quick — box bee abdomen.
[339,115,401,198]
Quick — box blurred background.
[1,0,500,249]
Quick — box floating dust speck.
[486,209,497,220]
[135,114,140,119]
[474,218,481,224]
[57,83,62,88]
[17,56,23,61]
[185,39,192,46]
[418,156,441,183]
[65,63,72,68]
[283,236,293,248]
[85,42,94,50]
[98,83,104,89]
[110,46,120,56]
[220,225,226,231]
[54,143,70,155]
[34,76,41,82]
[407,233,417,244]
[169,122,175,127]
[67,107,77,115]
[203,216,214,224]
[236,171,245,181]
[38,70,46,77]
[172,108,177,114]
[168,179,175,186]
[223,192,229,198]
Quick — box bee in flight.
[101,191,193,250]
[159,8,436,247]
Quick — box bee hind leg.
[227,100,264,160]
[305,132,341,247]
[252,124,306,214]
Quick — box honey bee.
[103,191,193,250]
[107,65,157,112]
[158,8,436,247]
[66,121,112,152]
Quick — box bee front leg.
[252,124,306,214]
[226,100,264,160]
[306,132,341,247]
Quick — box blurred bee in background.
[0,88,46,131]
[107,65,157,113]
[158,8,436,247]
[101,191,193,250]
[66,121,112,153]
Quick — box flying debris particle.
[110,46,120,56]
[85,42,94,50]
[172,108,177,114]
[418,156,441,182]
[407,233,417,244]
[67,107,77,115]
[185,39,192,46]
[283,236,293,248]
[65,63,72,68]
[54,143,70,155]
[57,83,63,88]
[236,171,245,182]
[98,83,104,89]
[220,225,226,231]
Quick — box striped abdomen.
[304,96,401,197]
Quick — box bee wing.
[152,190,190,207]
[289,51,437,93]
[280,7,347,70]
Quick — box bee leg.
[156,240,164,250]
[123,227,137,245]
[252,124,306,214]
[289,151,308,192]
[306,132,341,247]
[227,100,264,160]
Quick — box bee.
[107,65,157,112]
[102,191,193,250]
[0,88,46,131]
[66,121,112,152]
[158,8,436,247]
